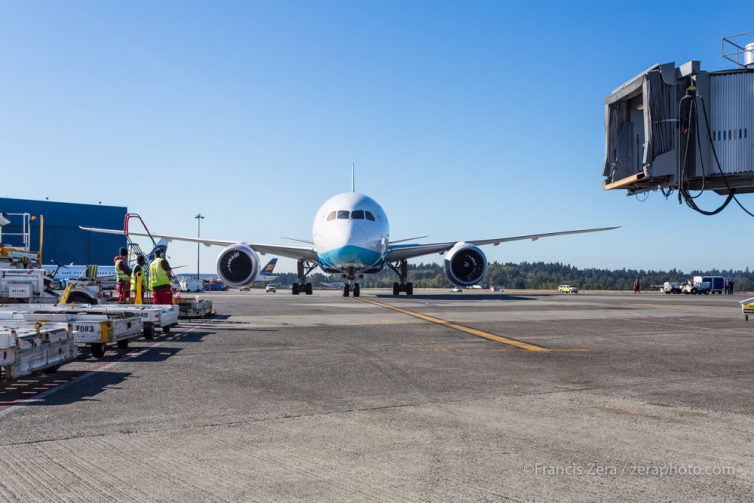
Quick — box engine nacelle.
[444,242,487,287]
[216,244,260,288]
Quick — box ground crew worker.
[633,278,641,294]
[149,248,174,304]
[130,254,147,304]
[114,247,132,303]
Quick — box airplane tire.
[406,282,414,296]
[353,284,360,297]
[393,283,400,295]
[292,283,300,295]
[305,283,313,295]
[343,285,350,297]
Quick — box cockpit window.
[351,210,365,219]
[337,210,350,220]
[326,211,336,221]
[365,211,375,221]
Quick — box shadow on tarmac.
[0,369,131,408]
[374,294,535,301]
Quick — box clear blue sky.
[1,1,753,274]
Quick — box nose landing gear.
[342,270,360,297]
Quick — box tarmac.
[1,289,753,502]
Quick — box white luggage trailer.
[0,322,76,381]
[83,304,180,339]
[0,309,143,358]
[175,298,213,319]
[0,303,178,340]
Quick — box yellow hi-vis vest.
[115,258,130,282]
[149,259,170,290]
[130,263,146,292]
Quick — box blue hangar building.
[0,198,127,265]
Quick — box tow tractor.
[681,279,711,295]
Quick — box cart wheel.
[144,324,155,340]
[90,343,106,358]
[117,339,129,349]
[746,315,749,321]
[162,325,171,334]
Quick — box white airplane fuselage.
[312,192,390,276]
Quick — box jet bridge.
[603,32,754,202]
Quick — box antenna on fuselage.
[351,163,355,192]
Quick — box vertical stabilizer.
[351,163,355,192]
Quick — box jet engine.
[216,244,260,288]
[444,242,488,287]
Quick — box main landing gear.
[388,260,413,296]
[292,259,316,295]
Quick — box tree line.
[270,261,754,291]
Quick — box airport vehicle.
[661,281,682,294]
[0,322,76,381]
[83,182,618,298]
[0,269,59,303]
[468,285,483,289]
[449,286,462,293]
[558,285,578,294]
[179,278,204,293]
[740,297,754,321]
[694,276,726,294]
[0,307,143,358]
[682,279,711,295]
[265,284,276,293]
[204,281,228,292]
[174,297,213,318]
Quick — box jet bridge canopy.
[602,57,754,196]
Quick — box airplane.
[42,263,116,286]
[82,188,619,297]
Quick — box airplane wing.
[386,226,620,262]
[80,227,319,262]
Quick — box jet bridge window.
[337,210,350,219]
[326,211,336,221]
[365,211,375,221]
[351,210,365,219]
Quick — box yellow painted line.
[355,297,551,352]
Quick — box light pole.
[195,214,204,280]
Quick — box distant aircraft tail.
[261,258,278,274]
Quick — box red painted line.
[0,321,209,417]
